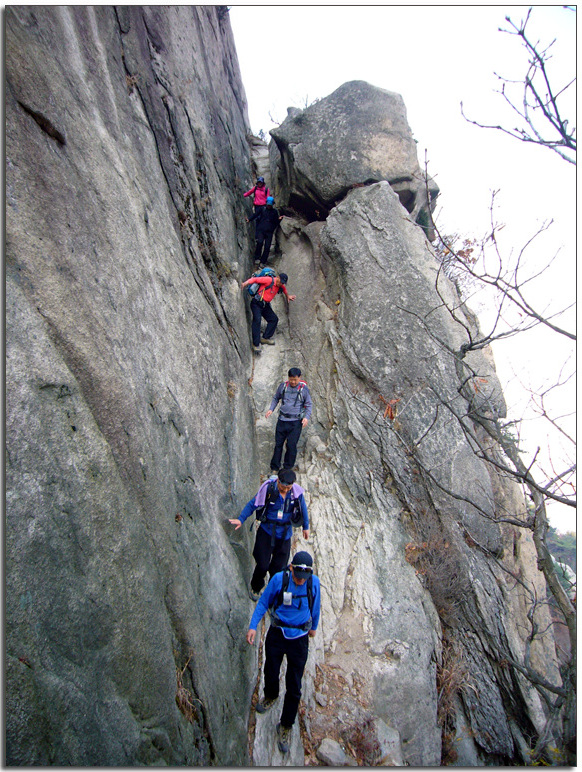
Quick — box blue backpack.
[247,266,276,298]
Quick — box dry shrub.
[437,637,475,765]
[405,527,469,627]
[175,651,201,724]
[341,716,382,766]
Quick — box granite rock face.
[270,80,439,231]
[6,6,259,766]
[269,185,559,766]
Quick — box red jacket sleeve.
[243,187,256,198]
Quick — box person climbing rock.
[247,196,284,267]
[228,469,309,602]
[243,176,270,215]
[266,368,312,474]
[246,551,320,754]
[241,271,295,354]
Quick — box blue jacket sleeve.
[249,573,282,630]
[299,494,309,530]
[311,578,321,631]
[239,496,258,525]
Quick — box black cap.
[278,273,288,285]
[291,551,313,578]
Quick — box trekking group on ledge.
[241,177,291,355]
[231,180,319,755]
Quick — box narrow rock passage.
[243,166,318,762]
[247,338,314,764]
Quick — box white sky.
[230,5,576,532]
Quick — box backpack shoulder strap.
[256,479,279,521]
[306,575,314,614]
[274,568,291,611]
[267,478,279,503]
[258,275,275,301]
[289,381,307,407]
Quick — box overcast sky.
[230,5,576,531]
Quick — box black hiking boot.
[255,696,276,714]
[276,723,291,753]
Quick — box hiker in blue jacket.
[228,469,309,601]
[266,368,312,474]
[246,551,320,754]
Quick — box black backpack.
[255,479,303,527]
[270,568,314,631]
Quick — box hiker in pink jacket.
[244,177,270,214]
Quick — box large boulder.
[270,80,438,232]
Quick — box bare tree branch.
[461,8,576,165]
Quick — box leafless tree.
[413,12,576,763]
[389,8,578,762]
[409,293,576,761]
[461,7,576,165]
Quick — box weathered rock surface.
[6,6,260,766]
[270,80,439,230]
[6,6,561,768]
[269,183,559,765]
[373,717,406,766]
[316,737,358,766]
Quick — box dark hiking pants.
[254,231,274,263]
[250,299,278,346]
[251,525,291,593]
[270,418,303,471]
[263,626,309,728]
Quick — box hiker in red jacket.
[244,177,270,215]
[241,272,296,354]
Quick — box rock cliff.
[6,6,560,766]
[6,6,257,765]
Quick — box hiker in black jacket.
[247,196,283,267]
